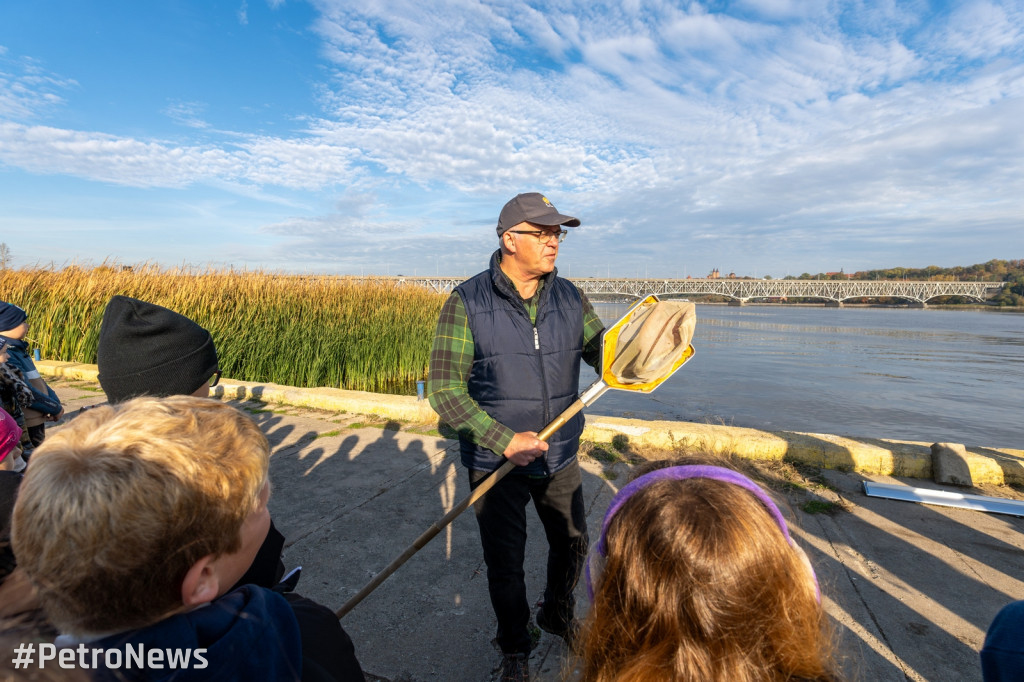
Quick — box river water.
[586,303,1024,449]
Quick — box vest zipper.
[535,325,551,424]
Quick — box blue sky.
[1,0,1022,278]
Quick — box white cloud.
[0,122,361,190]
[0,53,75,121]
[163,101,212,129]
[3,1,1024,275]
[942,1,1022,61]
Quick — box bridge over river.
[387,277,1004,306]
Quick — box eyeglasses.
[508,229,568,244]
[209,370,222,388]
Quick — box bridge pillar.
[728,299,746,307]
[909,301,928,308]
[824,300,843,308]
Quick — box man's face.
[505,221,562,277]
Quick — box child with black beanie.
[94,297,365,681]
[97,295,282,589]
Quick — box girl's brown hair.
[580,465,839,682]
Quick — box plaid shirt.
[428,274,604,457]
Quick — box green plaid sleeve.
[579,287,605,372]
[427,293,515,456]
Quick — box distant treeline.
[778,259,1024,306]
[1,265,445,394]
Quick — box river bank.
[37,359,1024,486]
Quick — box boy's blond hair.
[11,396,269,636]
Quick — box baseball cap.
[497,193,580,236]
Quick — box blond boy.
[11,396,362,681]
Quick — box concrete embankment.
[38,360,1024,486]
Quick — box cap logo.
[541,196,553,208]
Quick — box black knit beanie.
[97,296,219,403]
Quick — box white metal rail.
[383,277,1003,304]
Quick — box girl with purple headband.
[579,460,840,682]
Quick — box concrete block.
[931,442,973,487]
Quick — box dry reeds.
[1,265,445,394]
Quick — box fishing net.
[607,301,696,385]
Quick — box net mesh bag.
[608,301,696,384]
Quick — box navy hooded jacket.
[982,600,1024,681]
[85,586,303,681]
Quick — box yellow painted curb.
[36,360,435,425]
[582,416,1024,485]
[35,360,99,382]
[38,361,1024,484]
[211,380,437,424]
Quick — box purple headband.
[587,465,819,601]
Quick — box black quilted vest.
[455,251,584,475]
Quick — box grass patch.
[407,426,442,437]
[316,430,342,439]
[801,500,843,515]
[345,421,392,430]
[581,442,624,464]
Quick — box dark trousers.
[469,460,588,654]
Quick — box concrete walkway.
[45,378,1024,682]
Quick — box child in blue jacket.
[0,302,63,448]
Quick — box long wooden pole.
[334,398,586,619]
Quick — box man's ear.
[503,231,517,254]
[181,554,221,607]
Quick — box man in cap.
[428,193,604,681]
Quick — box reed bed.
[1,265,446,394]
